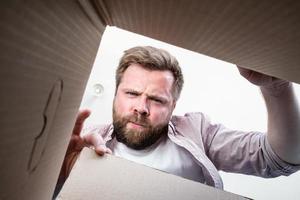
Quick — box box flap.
[58,148,249,200]
[0,1,104,199]
[95,0,300,84]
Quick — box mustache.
[123,114,150,127]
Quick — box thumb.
[82,133,112,156]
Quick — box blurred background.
[80,26,300,200]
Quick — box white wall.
[80,26,300,200]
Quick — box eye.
[151,98,164,104]
[126,91,138,96]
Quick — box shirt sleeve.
[199,112,300,177]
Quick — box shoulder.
[170,112,213,135]
[170,112,214,148]
[170,112,212,126]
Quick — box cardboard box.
[1,0,299,200]
[58,149,249,200]
[0,1,104,199]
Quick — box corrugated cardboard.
[1,0,299,200]
[58,149,249,200]
[0,1,104,200]
[95,0,300,84]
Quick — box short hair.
[115,46,184,101]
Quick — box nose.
[134,97,149,116]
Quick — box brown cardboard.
[58,148,249,200]
[95,0,300,84]
[1,0,299,200]
[0,1,104,200]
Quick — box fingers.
[72,109,112,156]
[82,133,112,156]
[236,65,252,79]
[72,109,91,136]
[95,145,112,156]
[236,65,272,86]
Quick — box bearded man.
[54,46,300,198]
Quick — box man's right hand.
[57,109,111,183]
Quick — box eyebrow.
[147,94,167,102]
[123,88,169,102]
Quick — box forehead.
[120,64,174,94]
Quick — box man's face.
[113,64,176,150]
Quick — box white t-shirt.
[107,135,205,183]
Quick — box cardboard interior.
[0,1,104,200]
[1,0,299,199]
[96,0,300,84]
[58,149,250,200]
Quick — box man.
[55,46,300,196]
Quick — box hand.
[67,109,112,156]
[58,109,111,182]
[237,65,291,95]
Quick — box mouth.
[127,121,148,129]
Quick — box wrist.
[60,151,80,181]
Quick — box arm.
[238,66,300,164]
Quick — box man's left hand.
[237,65,290,95]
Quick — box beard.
[112,108,169,150]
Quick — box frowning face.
[112,64,176,150]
